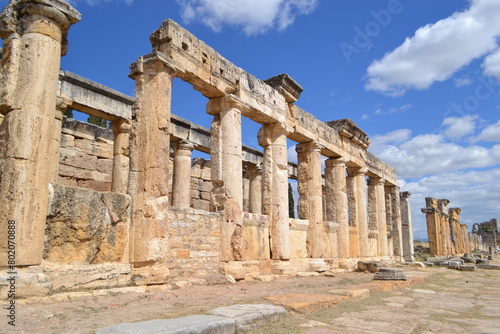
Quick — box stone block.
[97,158,113,174]
[357,261,388,273]
[373,268,407,281]
[96,315,235,334]
[265,294,349,313]
[209,304,288,333]
[458,265,476,271]
[328,288,371,298]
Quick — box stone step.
[96,315,235,334]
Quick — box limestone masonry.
[0,0,419,297]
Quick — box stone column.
[0,0,80,266]
[258,122,291,260]
[438,199,451,255]
[128,52,176,273]
[247,164,262,214]
[400,191,414,262]
[325,158,349,258]
[422,197,441,256]
[347,167,369,257]
[368,176,388,257]
[296,141,326,258]
[387,185,403,258]
[171,140,194,208]
[110,119,131,194]
[449,208,461,254]
[207,95,243,261]
[51,95,73,183]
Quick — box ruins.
[0,0,415,297]
[421,198,489,257]
[472,219,499,255]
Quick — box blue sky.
[4,0,499,239]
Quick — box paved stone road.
[251,267,500,334]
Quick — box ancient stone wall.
[0,0,417,298]
[58,118,114,192]
[472,219,498,249]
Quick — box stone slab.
[265,294,349,313]
[208,304,287,333]
[373,268,407,281]
[357,261,388,273]
[96,315,235,334]
[477,264,500,270]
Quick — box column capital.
[257,122,292,148]
[400,191,411,198]
[0,0,81,54]
[367,176,385,186]
[295,141,322,153]
[56,94,73,111]
[111,119,132,135]
[175,139,195,152]
[325,157,348,168]
[346,166,368,177]
[246,163,262,173]
[206,94,245,115]
[129,51,177,79]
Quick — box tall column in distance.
[258,122,291,260]
[347,167,369,257]
[111,119,131,193]
[296,141,326,258]
[387,185,403,259]
[400,191,414,262]
[325,158,349,258]
[128,53,176,271]
[368,176,387,257]
[438,199,451,255]
[421,197,441,256]
[207,95,243,261]
[171,140,194,208]
[0,0,81,266]
[247,164,262,214]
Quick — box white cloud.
[483,47,500,80]
[176,0,317,35]
[442,114,478,140]
[365,0,500,96]
[374,104,412,115]
[454,76,473,87]
[475,120,500,142]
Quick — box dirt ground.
[1,260,500,334]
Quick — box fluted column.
[207,95,243,261]
[325,158,349,258]
[258,122,291,260]
[247,164,262,214]
[128,52,176,267]
[0,0,80,266]
[111,119,131,193]
[400,191,414,262]
[296,141,326,258]
[387,185,403,258]
[171,140,195,208]
[347,167,369,257]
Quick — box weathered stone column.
[449,208,462,254]
[258,122,291,260]
[368,176,388,257]
[171,140,194,208]
[387,185,403,258]
[296,141,326,258]
[0,0,80,266]
[325,158,349,258]
[128,52,176,275]
[400,191,414,262]
[247,163,262,214]
[207,95,243,261]
[438,199,451,255]
[51,95,73,183]
[422,197,441,256]
[347,167,369,257]
[110,119,131,193]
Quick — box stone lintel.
[264,73,303,103]
[421,208,437,214]
[326,119,370,149]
